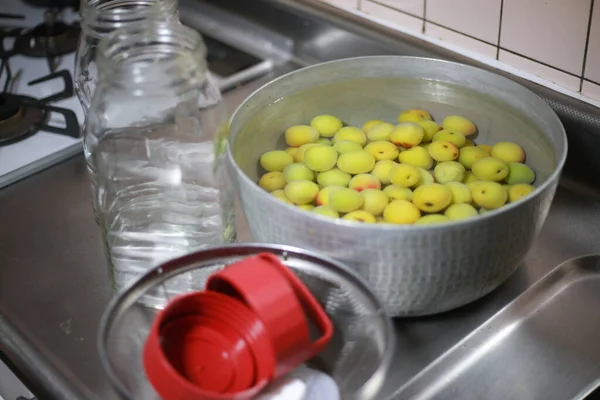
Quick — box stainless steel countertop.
[2,1,600,399]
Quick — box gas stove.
[0,0,83,189]
[0,0,276,190]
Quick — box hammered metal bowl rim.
[227,55,568,231]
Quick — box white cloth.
[256,365,340,400]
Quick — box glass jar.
[75,0,179,113]
[84,21,235,296]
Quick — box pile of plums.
[256,110,536,224]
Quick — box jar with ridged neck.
[75,0,179,111]
[83,21,234,297]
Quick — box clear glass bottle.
[76,0,179,222]
[84,21,235,296]
[75,0,179,113]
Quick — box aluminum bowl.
[227,56,567,316]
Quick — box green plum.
[365,141,400,161]
[383,185,413,201]
[361,189,389,216]
[313,205,340,218]
[508,183,535,202]
[471,181,507,209]
[310,115,343,137]
[333,127,367,146]
[442,115,477,136]
[366,122,395,141]
[445,182,472,204]
[397,109,432,123]
[383,200,421,224]
[458,146,489,169]
[445,203,478,221]
[316,185,343,206]
[304,145,338,172]
[390,123,424,148]
[389,163,420,188]
[434,161,466,184]
[316,168,351,187]
[412,183,452,213]
[505,162,536,185]
[349,174,381,192]
[337,150,376,174]
[260,150,294,172]
[283,180,320,205]
[433,129,466,148]
[342,210,376,223]
[428,141,459,162]
[472,157,509,182]
[329,188,364,213]
[371,160,395,185]
[490,141,525,163]
[417,120,441,142]
[333,140,363,154]
[398,146,434,169]
[258,171,286,192]
[283,163,314,182]
[363,119,384,133]
[414,214,451,225]
[285,125,319,147]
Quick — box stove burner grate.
[0,94,46,146]
[14,11,79,57]
[0,69,80,147]
[0,9,80,72]
[13,10,80,59]
[0,10,80,146]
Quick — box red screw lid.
[160,317,244,392]
[207,253,334,377]
[143,291,276,400]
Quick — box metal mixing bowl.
[226,56,568,316]
[98,243,394,400]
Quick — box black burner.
[23,0,79,9]
[0,94,22,121]
[0,70,80,146]
[0,9,80,146]
[13,10,79,59]
[0,94,46,146]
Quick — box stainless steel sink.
[390,254,600,400]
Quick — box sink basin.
[389,254,600,400]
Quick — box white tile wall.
[322,0,358,10]
[585,1,600,84]
[582,80,600,101]
[425,22,497,59]
[320,0,600,107]
[372,0,424,17]
[499,50,581,92]
[500,0,590,76]
[427,0,501,44]
[360,1,423,34]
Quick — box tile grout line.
[422,0,427,35]
[580,0,595,92]
[499,48,582,79]
[370,0,423,19]
[361,0,600,86]
[583,78,600,87]
[496,0,504,60]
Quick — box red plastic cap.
[143,252,334,399]
[207,253,334,376]
[143,291,276,400]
